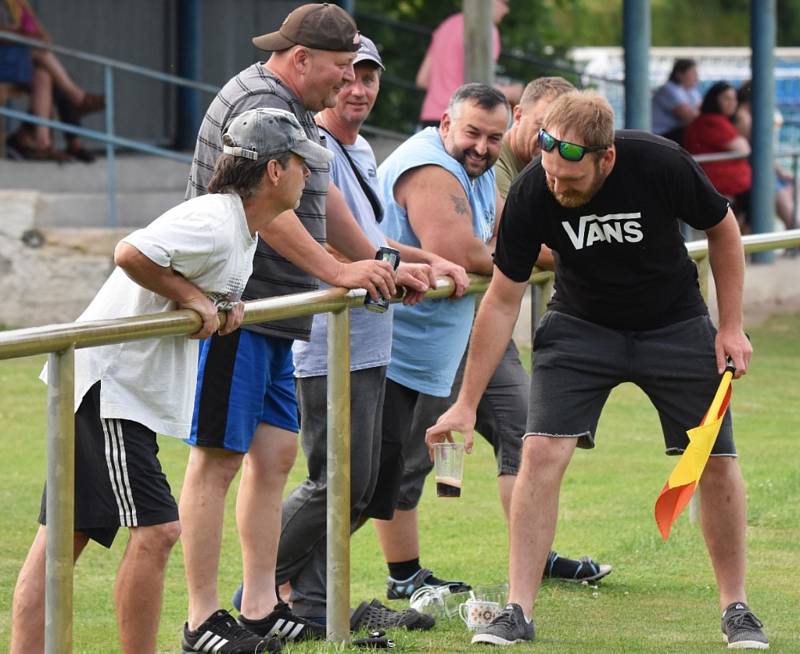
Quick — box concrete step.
[0,153,191,193]
[35,190,185,228]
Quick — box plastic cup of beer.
[434,442,464,498]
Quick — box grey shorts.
[527,311,736,456]
[363,379,451,517]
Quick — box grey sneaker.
[721,602,769,649]
[471,603,534,646]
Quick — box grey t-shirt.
[186,63,328,341]
[292,132,392,377]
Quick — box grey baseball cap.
[353,34,384,70]
[222,108,333,165]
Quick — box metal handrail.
[0,32,218,93]
[1,229,799,651]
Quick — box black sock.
[388,558,421,580]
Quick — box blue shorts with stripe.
[187,329,299,453]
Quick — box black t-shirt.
[495,130,729,330]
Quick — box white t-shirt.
[41,193,257,438]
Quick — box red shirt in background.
[684,113,751,197]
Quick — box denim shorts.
[526,311,736,456]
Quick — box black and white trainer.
[181,609,281,653]
[238,601,326,642]
[722,602,769,649]
[471,603,535,646]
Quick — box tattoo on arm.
[450,194,469,216]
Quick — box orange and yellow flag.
[654,367,734,541]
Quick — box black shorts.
[527,312,736,455]
[39,382,179,548]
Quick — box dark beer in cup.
[436,475,462,498]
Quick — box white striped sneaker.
[239,601,326,642]
[182,609,281,653]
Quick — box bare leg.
[507,436,576,618]
[180,446,243,630]
[373,508,419,563]
[30,49,85,105]
[776,185,796,230]
[10,526,90,654]
[28,67,54,149]
[497,474,516,521]
[116,522,181,653]
[237,423,298,619]
[699,456,748,610]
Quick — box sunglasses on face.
[538,129,609,162]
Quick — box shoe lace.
[490,607,517,629]
[212,614,258,641]
[727,611,763,631]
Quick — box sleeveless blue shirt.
[377,127,496,396]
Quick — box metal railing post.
[326,307,351,644]
[793,153,799,229]
[45,346,75,654]
[104,65,117,228]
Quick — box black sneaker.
[721,602,769,649]
[386,567,471,599]
[471,603,535,646]
[181,609,281,653]
[350,598,435,631]
[239,601,326,642]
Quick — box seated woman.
[651,58,701,145]
[684,81,752,230]
[1,0,104,161]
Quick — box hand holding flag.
[654,360,736,541]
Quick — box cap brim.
[292,140,334,165]
[353,54,385,70]
[252,31,295,52]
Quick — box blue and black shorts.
[187,329,299,453]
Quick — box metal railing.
[0,32,219,226]
[1,229,799,651]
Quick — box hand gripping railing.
[0,230,799,651]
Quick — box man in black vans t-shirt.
[428,91,768,649]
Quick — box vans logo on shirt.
[562,212,644,250]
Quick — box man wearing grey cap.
[181,4,433,652]
[10,108,319,654]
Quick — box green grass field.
[1,314,798,653]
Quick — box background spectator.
[652,58,701,144]
[415,0,521,128]
[0,0,104,161]
[684,81,751,229]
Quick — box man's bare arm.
[396,165,494,275]
[257,208,395,301]
[425,267,528,451]
[706,208,752,377]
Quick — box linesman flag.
[654,363,735,541]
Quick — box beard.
[546,166,607,208]
[453,146,494,179]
